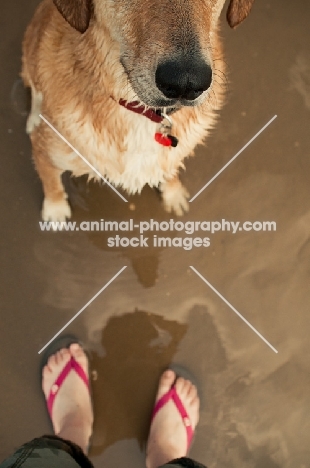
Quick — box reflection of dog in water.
[22,0,255,221]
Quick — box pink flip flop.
[151,382,194,449]
[46,354,90,417]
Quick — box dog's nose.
[155,59,212,101]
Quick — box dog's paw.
[41,198,72,223]
[26,113,41,134]
[161,180,190,216]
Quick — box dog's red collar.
[117,98,179,147]
[119,99,164,123]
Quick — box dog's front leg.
[160,176,189,217]
[32,141,71,222]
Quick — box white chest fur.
[50,105,196,194]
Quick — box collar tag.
[117,99,179,147]
[155,110,179,147]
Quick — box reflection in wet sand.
[89,310,187,454]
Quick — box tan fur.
[22,0,255,221]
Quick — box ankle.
[57,429,89,454]
[57,420,91,454]
[147,446,181,468]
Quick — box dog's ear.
[226,0,255,28]
[53,0,93,33]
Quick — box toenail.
[51,384,59,394]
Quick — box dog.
[22,0,255,221]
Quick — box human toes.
[69,343,88,369]
[42,348,71,396]
[175,377,195,395]
[46,348,70,370]
[156,370,176,400]
[175,378,200,416]
[175,377,192,398]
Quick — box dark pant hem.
[40,435,94,468]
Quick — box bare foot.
[146,369,200,468]
[42,344,93,454]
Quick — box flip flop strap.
[151,387,194,448]
[47,357,89,417]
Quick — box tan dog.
[22,0,255,221]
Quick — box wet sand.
[1,1,310,467]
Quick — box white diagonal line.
[189,115,277,202]
[38,266,127,354]
[39,114,128,203]
[190,266,278,354]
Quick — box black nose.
[155,59,212,101]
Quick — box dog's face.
[53,0,255,108]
